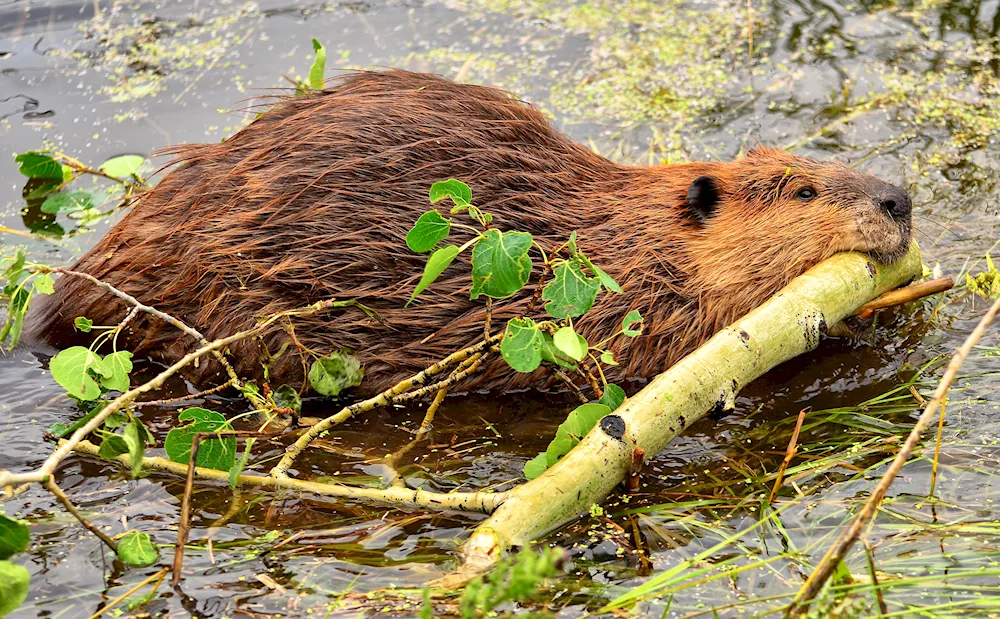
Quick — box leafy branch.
[404,179,645,478]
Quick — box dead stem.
[553,369,588,404]
[768,408,808,505]
[172,434,201,586]
[929,397,948,497]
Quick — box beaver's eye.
[796,187,817,201]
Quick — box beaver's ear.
[686,175,720,223]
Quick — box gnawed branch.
[445,243,923,585]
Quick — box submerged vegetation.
[1,0,1000,618]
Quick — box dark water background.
[1,0,999,617]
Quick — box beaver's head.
[684,147,912,265]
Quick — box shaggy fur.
[27,70,913,396]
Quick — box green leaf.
[599,384,626,411]
[0,288,30,350]
[2,250,26,289]
[98,154,145,180]
[408,245,460,304]
[48,422,69,437]
[500,318,543,373]
[586,259,623,294]
[164,408,236,472]
[542,259,601,319]
[308,351,364,397]
[0,560,30,617]
[540,332,577,369]
[406,210,452,253]
[0,514,30,560]
[567,230,578,255]
[40,191,94,214]
[74,317,93,332]
[522,453,548,480]
[429,179,472,207]
[124,419,146,478]
[97,434,130,460]
[116,530,159,567]
[229,438,254,488]
[49,405,103,440]
[33,274,54,295]
[553,325,588,362]
[24,179,60,200]
[100,351,134,392]
[539,403,610,470]
[562,403,610,439]
[49,346,111,400]
[14,151,62,179]
[272,385,301,414]
[470,229,533,299]
[308,38,326,90]
[600,350,618,366]
[622,309,644,337]
[103,412,129,429]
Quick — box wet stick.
[172,433,201,586]
[852,276,953,318]
[66,439,505,513]
[447,243,923,585]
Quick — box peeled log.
[457,243,923,575]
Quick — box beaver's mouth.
[869,229,912,264]
[852,216,912,264]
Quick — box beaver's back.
[29,70,675,394]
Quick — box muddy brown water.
[2,0,1000,617]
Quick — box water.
[2,0,999,617]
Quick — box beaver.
[27,70,913,397]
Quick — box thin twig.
[0,298,353,490]
[56,152,146,187]
[863,541,887,618]
[271,337,501,477]
[44,478,119,553]
[0,225,51,242]
[929,397,947,497]
[88,567,168,619]
[484,297,493,342]
[553,369,589,404]
[67,439,506,513]
[50,267,248,400]
[768,408,808,504]
[787,294,1000,617]
[134,380,236,408]
[386,386,449,487]
[172,434,201,586]
[578,360,604,400]
[526,261,555,315]
[853,277,954,319]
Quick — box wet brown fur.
[27,70,912,396]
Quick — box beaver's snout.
[872,184,912,221]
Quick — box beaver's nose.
[873,186,912,219]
